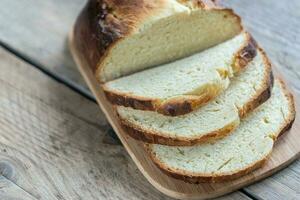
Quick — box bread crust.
[75,0,161,74]
[74,0,242,82]
[233,35,257,73]
[145,80,296,183]
[116,49,272,146]
[145,144,270,183]
[274,79,296,139]
[238,48,273,118]
[104,83,225,116]
[119,113,240,146]
[103,33,256,116]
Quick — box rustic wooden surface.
[0,0,300,199]
[0,0,87,87]
[0,47,165,200]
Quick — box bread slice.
[104,33,257,116]
[146,80,295,183]
[74,0,243,82]
[117,49,272,146]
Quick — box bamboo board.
[69,29,300,200]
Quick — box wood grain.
[0,175,37,200]
[1,0,300,199]
[0,47,252,200]
[245,160,300,200]
[0,0,87,86]
[70,26,300,199]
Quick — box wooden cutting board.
[69,29,300,200]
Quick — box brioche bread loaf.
[73,0,296,185]
[74,0,243,82]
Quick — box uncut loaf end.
[74,0,243,82]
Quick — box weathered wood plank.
[245,160,300,200]
[0,46,162,200]
[0,175,37,200]
[218,193,252,200]
[0,47,250,199]
[0,0,87,86]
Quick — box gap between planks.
[0,0,300,198]
[0,41,94,102]
[0,41,121,144]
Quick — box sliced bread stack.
[146,80,295,183]
[103,32,256,116]
[77,0,296,183]
[116,49,273,146]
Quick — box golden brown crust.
[177,0,216,9]
[233,33,257,73]
[74,2,101,73]
[158,85,225,116]
[119,114,239,146]
[146,143,270,183]
[148,121,295,184]
[74,0,242,83]
[238,48,273,118]
[274,79,296,139]
[145,79,296,183]
[103,87,157,111]
[74,0,167,73]
[118,80,271,146]
[158,98,195,116]
[103,33,256,116]
[104,84,223,116]
[238,80,272,117]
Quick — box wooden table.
[0,0,299,199]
